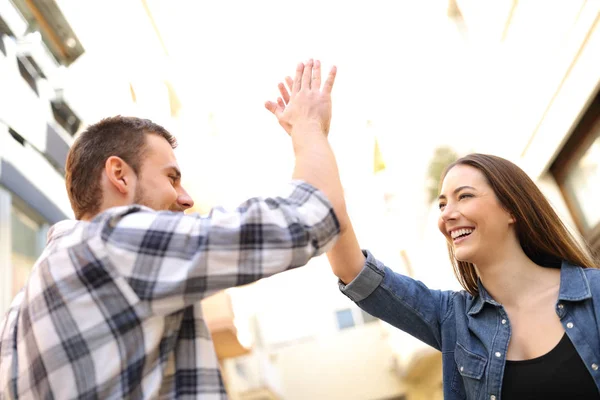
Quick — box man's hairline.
[136,130,178,179]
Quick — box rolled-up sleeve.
[338,250,384,302]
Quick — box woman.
[329,153,600,399]
[265,67,599,399]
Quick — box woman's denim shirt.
[340,250,600,400]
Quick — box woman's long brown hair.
[441,154,598,295]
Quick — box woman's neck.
[476,250,561,308]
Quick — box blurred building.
[430,0,600,270]
[0,0,252,373]
[0,0,79,315]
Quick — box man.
[0,60,349,399]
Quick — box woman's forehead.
[441,165,486,190]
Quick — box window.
[234,360,248,379]
[10,197,48,298]
[335,308,380,331]
[335,309,355,330]
[51,97,81,136]
[0,33,6,56]
[562,139,600,230]
[551,92,600,260]
[17,55,43,95]
[360,309,379,324]
[0,15,12,37]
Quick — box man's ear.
[105,156,132,195]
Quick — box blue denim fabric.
[340,250,600,399]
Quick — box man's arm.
[266,60,348,234]
[94,181,338,316]
[90,60,349,316]
[266,60,365,284]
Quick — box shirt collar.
[467,280,498,315]
[557,260,592,301]
[46,219,79,244]
[467,260,590,315]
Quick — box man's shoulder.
[92,205,156,222]
[46,218,86,246]
[46,206,157,245]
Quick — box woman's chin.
[454,249,475,263]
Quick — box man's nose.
[177,187,195,210]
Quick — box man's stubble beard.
[133,183,184,213]
[133,184,152,209]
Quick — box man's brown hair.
[65,116,177,220]
[441,153,598,295]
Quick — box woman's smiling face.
[438,164,515,265]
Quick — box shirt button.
[592,364,599,371]
[557,304,564,309]
[460,366,464,372]
[501,319,507,325]
[567,322,574,329]
[495,352,502,358]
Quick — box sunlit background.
[1,1,599,399]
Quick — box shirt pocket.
[452,342,488,398]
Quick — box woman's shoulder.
[570,262,600,293]
[561,260,599,274]
[582,264,600,280]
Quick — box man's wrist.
[290,120,326,137]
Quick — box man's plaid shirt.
[0,182,339,399]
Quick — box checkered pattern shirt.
[0,181,339,399]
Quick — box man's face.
[133,134,194,212]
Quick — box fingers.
[286,60,334,96]
[264,101,278,115]
[323,65,337,94]
[301,59,313,90]
[292,63,304,94]
[312,60,321,90]
[285,76,293,92]
[278,82,290,104]
[277,97,285,109]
